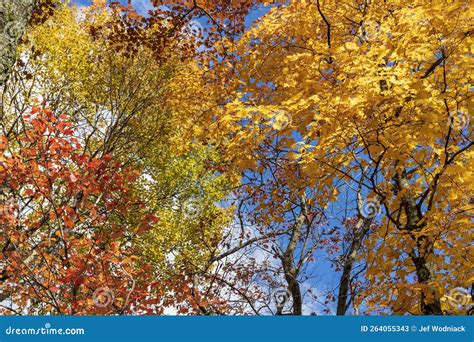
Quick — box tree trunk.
[0,0,35,86]
[0,0,36,303]
[397,172,442,315]
[336,217,371,315]
[409,239,442,315]
[278,195,308,315]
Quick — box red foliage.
[0,106,156,315]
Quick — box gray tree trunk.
[0,0,36,86]
[0,0,36,304]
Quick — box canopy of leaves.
[0,0,472,316]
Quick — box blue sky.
[74,0,269,28]
[69,0,348,315]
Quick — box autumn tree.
[1,1,232,314]
[107,0,268,59]
[0,105,159,314]
[1,0,471,316]
[175,0,473,315]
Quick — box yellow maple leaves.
[182,0,474,314]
